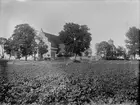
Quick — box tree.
[0,37,7,58]
[11,24,36,61]
[59,23,92,60]
[34,35,48,60]
[84,48,92,57]
[31,39,38,61]
[125,27,139,59]
[96,41,112,59]
[38,40,48,60]
[4,38,13,60]
[85,50,89,57]
[116,46,126,59]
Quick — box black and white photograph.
[0,0,139,104]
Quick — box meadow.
[0,60,139,105]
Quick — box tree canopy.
[59,23,92,59]
[0,37,7,45]
[0,37,7,58]
[95,40,119,59]
[37,38,48,60]
[96,41,112,58]
[125,27,139,58]
[4,38,13,59]
[116,46,126,57]
[11,23,37,60]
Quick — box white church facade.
[35,29,65,60]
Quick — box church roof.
[43,32,63,48]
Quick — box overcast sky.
[0,0,139,55]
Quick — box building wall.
[51,51,56,59]
[39,29,52,57]
[0,45,3,57]
[108,39,116,53]
[35,29,61,59]
[58,44,65,54]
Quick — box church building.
[35,29,65,59]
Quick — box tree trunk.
[39,54,43,61]
[9,54,11,60]
[34,53,36,61]
[80,56,82,60]
[74,54,77,60]
[25,55,27,61]
[134,54,136,59]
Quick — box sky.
[0,0,139,55]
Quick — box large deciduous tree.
[125,27,139,59]
[59,23,92,60]
[116,46,126,59]
[11,24,36,61]
[31,38,38,61]
[96,41,112,59]
[4,38,13,60]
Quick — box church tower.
[108,39,114,45]
[108,39,116,52]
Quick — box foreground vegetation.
[0,60,139,105]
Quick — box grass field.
[0,60,139,105]
[6,60,139,80]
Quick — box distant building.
[83,48,92,57]
[108,39,116,52]
[94,39,117,60]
